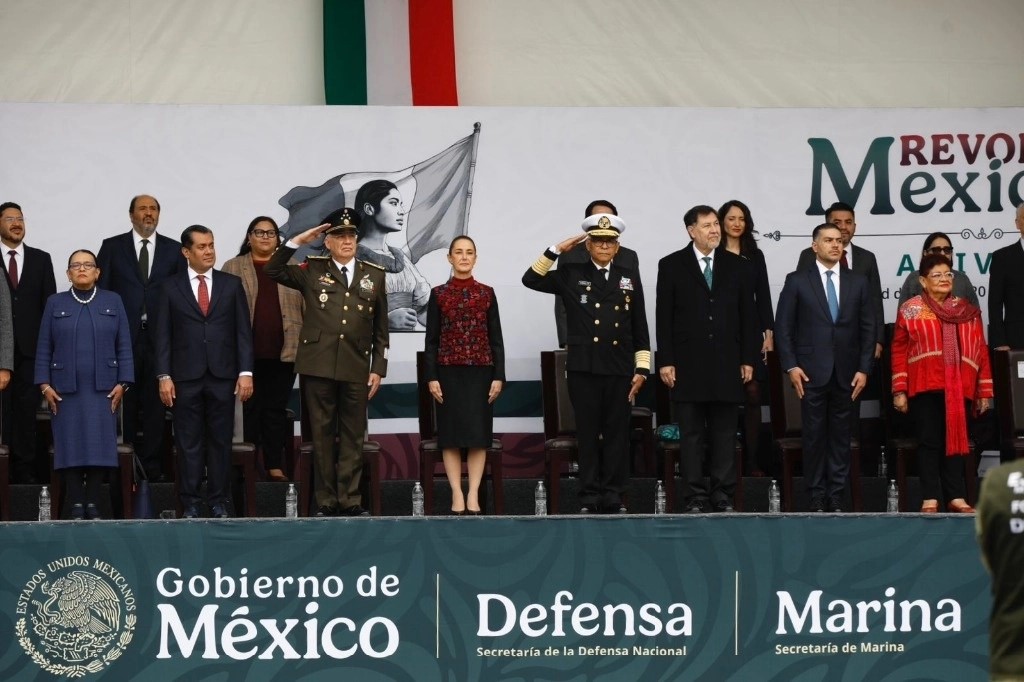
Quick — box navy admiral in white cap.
[523,213,651,513]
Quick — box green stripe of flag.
[323,0,368,105]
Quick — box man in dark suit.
[524,213,651,514]
[656,205,758,513]
[267,208,389,517]
[98,195,185,480]
[988,203,1024,351]
[0,201,56,483]
[776,223,876,512]
[154,225,253,518]
[554,200,641,348]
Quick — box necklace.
[69,287,97,304]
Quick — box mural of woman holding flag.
[355,179,431,331]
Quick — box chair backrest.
[993,349,1024,441]
[766,350,801,438]
[541,350,576,438]
[415,351,438,439]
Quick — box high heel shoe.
[947,499,975,514]
[450,509,465,516]
[920,500,939,513]
[466,509,481,516]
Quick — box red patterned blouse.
[423,277,505,380]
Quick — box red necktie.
[7,250,17,289]
[840,250,849,269]
[197,274,210,316]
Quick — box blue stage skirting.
[0,515,989,681]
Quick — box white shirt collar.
[816,259,840,277]
[2,242,24,258]
[694,246,715,266]
[332,257,355,272]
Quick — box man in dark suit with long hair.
[154,225,253,518]
[0,201,55,483]
[776,223,876,512]
[97,195,185,481]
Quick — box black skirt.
[435,365,495,449]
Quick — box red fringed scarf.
[920,293,981,456]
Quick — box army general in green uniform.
[267,208,389,517]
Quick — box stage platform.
[0,512,989,680]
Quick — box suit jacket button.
[613,340,618,345]
[345,292,350,297]
[615,323,619,328]
[594,320,600,325]
[342,320,347,325]
[595,303,600,308]
[343,306,348,311]
[593,337,599,342]
[339,335,345,339]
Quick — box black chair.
[766,351,862,512]
[294,376,384,517]
[541,350,578,514]
[653,373,744,512]
[415,351,504,516]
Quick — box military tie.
[340,265,349,289]
[826,270,839,322]
[702,257,713,288]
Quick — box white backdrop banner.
[2,103,1021,390]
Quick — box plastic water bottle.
[38,485,51,522]
[412,482,425,517]
[886,479,899,513]
[768,479,781,514]
[878,445,888,478]
[535,481,548,516]
[655,480,667,514]
[284,483,298,518]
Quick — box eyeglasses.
[251,229,278,238]
[589,240,618,248]
[926,272,955,281]
[0,216,24,224]
[68,262,97,271]
[927,246,954,255]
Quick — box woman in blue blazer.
[34,249,133,519]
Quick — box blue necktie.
[702,257,713,288]
[826,270,839,322]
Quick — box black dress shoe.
[809,498,826,513]
[316,505,339,517]
[85,504,101,520]
[616,505,628,514]
[211,505,230,519]
[182,506,199,519]
[70,504,85,520]
[685,500,706,514]
[341,505,370,517]
[579,506,593,515]
[714,501,735,513]
[827,499,844,513]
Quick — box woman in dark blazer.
[35,249,133,519]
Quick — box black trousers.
[677,401,738,505]
[910,391,967,502]
[567,371,631,510]
[172,373,235,509]
[801,369,853,504]
[2,354,40,482]
[123,330,168,479]
[244,359,295,471]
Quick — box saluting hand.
[290,223,331,246]
[555,234,588,254]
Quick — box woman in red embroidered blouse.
[892,253,992,513]
[424,236,505,515]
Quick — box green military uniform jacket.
[266,245,389,381]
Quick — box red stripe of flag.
[408,0,459,105]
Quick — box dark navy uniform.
[523,220,650,512]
